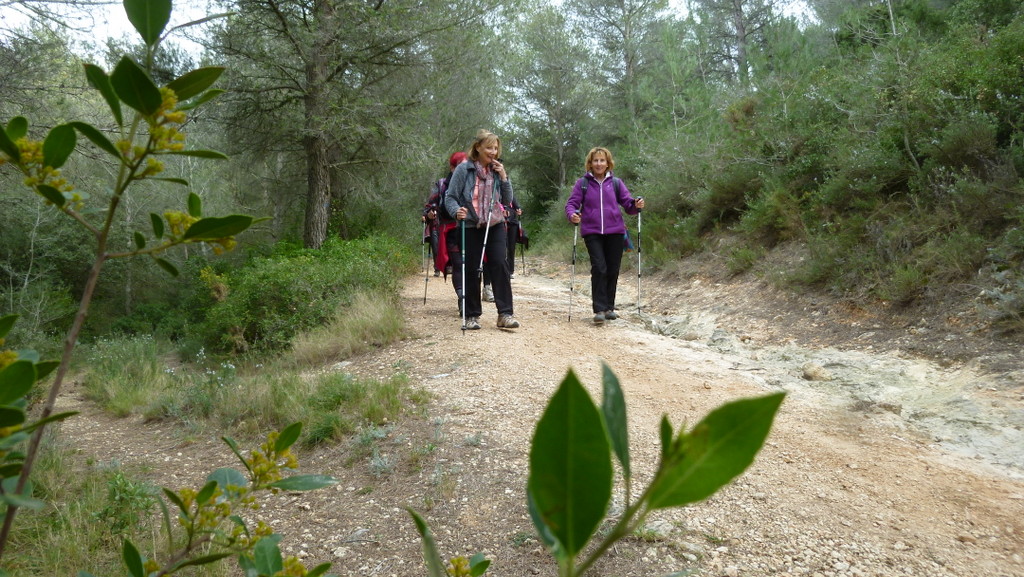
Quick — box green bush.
[198,235,414,352]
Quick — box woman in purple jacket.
[565,147,645,325]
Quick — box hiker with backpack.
[565,146,645,325]
[425,151,468,315]
[444,129,519,330]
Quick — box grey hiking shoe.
[605,310,618,320]
[593,312,606,325]
[484,285,495,302]
[497,314,520,329]
[464,317,481,330]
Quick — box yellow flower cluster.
[11,138,78,206]
[247,431,300,491]
[447,556,473,577]
[149,87,187,155]
[164,211,198,237]
[0,344,16,371]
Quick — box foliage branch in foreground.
[0,0,338,575]
[410,363,785,577]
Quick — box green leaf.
[221,435,254,475]
[305,562,333,577]
[83,64,124,126]
[42,124,76,169]
[70,122,121,158]
[275,422,302,453]
[123,0,171,46]
[36,185,67,208]
[469,553,491,577]
[167,67,225,101]
[0,315,16,338]
[151,177,189,186]
[208,467,247,493]
[0,407,25,428]
[162,488,187,513]
[407,508,447,577]
[177,88,225,111]
[111,57,162,116]
[252,534,284,575]
[659,415,673,463]
[600,362,630,480]
[34,360,59,381]
[187,191,202,218]
[0,361,36,405]
[20,411,78,434]
[0,491,45,510]
[152,257,179,277]
[269,474,338,492]
[6,117,28,140]
[527,369,612,558]
[647,392,786,510]
[195,479,218,505]
[150,213,165,239]
[133,231,146,250]
[0,123,19,162]
[122,539,145,577]
[170,552,234,570]
[183,215,254,240]
[160,149,229,159]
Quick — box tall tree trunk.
[302,0,333,249]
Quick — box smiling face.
[590,151,609,178]
[478,139,500,165]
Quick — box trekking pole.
[460,219,467,333]
[519,215,526,277]
[478,182,498,289]
[422,223,430,304]
[636,202,643,313]
[569,215,579,322]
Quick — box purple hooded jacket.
[564,173,640,236]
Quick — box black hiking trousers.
[584,233,624,314]
[461,223,513,319]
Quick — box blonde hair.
[585,147,615,173]
[468,129,502,163]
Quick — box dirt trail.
[60,258,1024,577]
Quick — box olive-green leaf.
[34,360,59,381]
[0,361,36,405]
[150,213,164,239]
[268,474,338,492]
[208,467,247,493]
[70,122,121,158]
[170,552,233,570]
[274,422,302,453]
[469,553,491,577]
[160,149,229,160]
[35,184,67,208]
[0,407,25,429]
[133,231,146,250]
[0,314,16,339]
[0,123,19,162]
[659,415,673,463]
[305,562,333,577]
[6,116,28,140]
[177,88,225,111]
[122,539,145,577]
[183,215,253,240]
[83,64,124,126]
[152,257,179,277]
[408,508,447,577]
[601,362,630,480]
[162,488,187,513]
[167,67,225,101]
[195,480,218,505]
[111,57,162,116]
[252,534,284,575]
[42,124,77,169]
[647,392,785,510]
[152,177,189,186]
[20,410,77,433]
[123,0,171,46]
[527,369,612,558]
[187,192,202,218]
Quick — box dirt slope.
[60,258,1024,577]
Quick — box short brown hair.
[585,147,615,173]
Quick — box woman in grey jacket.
[444,129,519,330]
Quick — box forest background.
[0,0,1022,573]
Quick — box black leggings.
[584,233,624,313]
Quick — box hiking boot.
[484,285,495,302]
[433,270,440,277]
[464,317,481,330]
[497,314,520,329]
[593,312,606,325]
[605,310,618,320]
